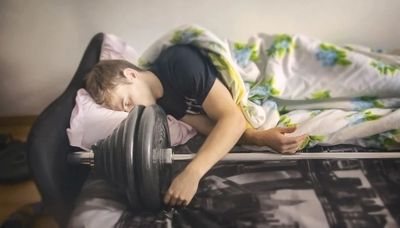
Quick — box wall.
[0,0,399,116]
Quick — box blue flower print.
[233,43,259,68]
[316,50,338,67]
[351,99,374,111]
[248,86,269,105]
[346,110,381,126]
[234,47,252,68]
[247,77,280,105]
[352,97,384,110]
[267,34,295,59]
[347,112,365,125]
[315,43,352,67]
[370,61,399,76]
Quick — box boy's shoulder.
[161,44,205,62]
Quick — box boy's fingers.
[169,196,178,206]
[164,190,188,207]
[278,126,297,134]
[289,144,301,152]
[290,135,309,151]
[164,193,171,205]
[281,147,297,154]
[283,143,301,152]
[284,134,307,144]
[296,134,309,143]
[177,199,187,207]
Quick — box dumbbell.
[68,104,400,212]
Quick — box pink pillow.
[66,33,197,150]
[67,89,197,150]
[67,89,128,150]
[99,33,139,63]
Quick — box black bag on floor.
[0,134,30,182]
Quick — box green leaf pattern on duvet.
[171,27,204,44]
[316,43,352,67]
[346,110,382,125]
[351,97,385,110]
[278,115,296,127]
[310,90,331,100]
[233,42,260,67]
[299,135,326,149]
[248,77,281,105]
[370,61,399,76]
[267,34,296,59]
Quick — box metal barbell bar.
[69,149,400,164]
[68,105,400,211]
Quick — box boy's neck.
[139,71,164,99]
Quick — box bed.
[68,135,400,228]
[27,27,400,228]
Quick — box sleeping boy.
[84,44,308,207]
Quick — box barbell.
[68,105,400,212]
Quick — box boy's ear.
[122,68,137,81]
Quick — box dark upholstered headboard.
[27,33,104,226]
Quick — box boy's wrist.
[241,128,258,145]
[184,161,208,179]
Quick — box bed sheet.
[67,136,400,228]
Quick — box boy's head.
[84,59,144,109]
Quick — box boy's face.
[106,80,156,112]
[106,67,157,112]
[107,83,137,112]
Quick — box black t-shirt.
[149,44,218,119]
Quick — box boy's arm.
[181,114,215,136]
[186,79,246,176]
[239,127,308,153]
[181,115,307,154]
[182,112,308,154]
[164,79,246,206]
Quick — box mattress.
[68,135,400,228]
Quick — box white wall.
[1,0,399,116]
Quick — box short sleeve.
[163,45,217,104]
[151,45,218,119]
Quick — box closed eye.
[123,100,134,112]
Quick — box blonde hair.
[84,59,143,105]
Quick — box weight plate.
[136,104,170,211]
[92,105,145,210]
[123,105,145,209]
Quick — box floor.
[0,117,58,227]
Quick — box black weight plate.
[136,104,170,211]
[123,105,145,209]
[92,105,145,210]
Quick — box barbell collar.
[68,151,95,167]
[160,148,173,164]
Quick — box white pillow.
[66,33,197,150]
[99,33,139,63]
[67,89,128,150]
[67,89,197,150]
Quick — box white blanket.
[138,25,400,150]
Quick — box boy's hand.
[245,127,308,154]
[163,167,202,207]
